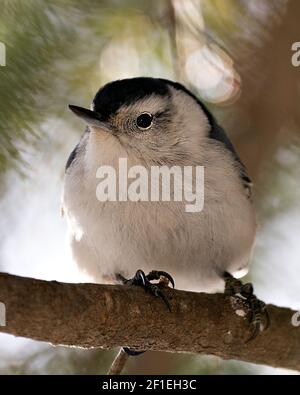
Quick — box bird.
[62,77,268,344]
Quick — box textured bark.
[0,272,299,371]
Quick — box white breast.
[62,131,256,293]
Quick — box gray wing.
[65,128,89,172]
[209,120,252,197]
[160,79,252,197]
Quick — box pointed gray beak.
[69,105,111,130]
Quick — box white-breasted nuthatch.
[62,78,268,341]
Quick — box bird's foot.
[116,269,175,357]
[116,269,175,312]
[224,272,270,342]
[122,347,145,357]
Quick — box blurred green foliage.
[0,0,174,174]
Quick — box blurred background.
[0,0,299,374]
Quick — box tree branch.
[107,348,129,375]
[0,272,299,372]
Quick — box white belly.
[64,194,255,293]
[62,137,256,293]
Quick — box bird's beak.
[68,105,111,131]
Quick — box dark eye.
[136,112,153,130]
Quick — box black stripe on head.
[92,77,169,122]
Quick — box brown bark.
[0,272,299,372]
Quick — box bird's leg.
[224,272,270,342]
[116,269,175,357]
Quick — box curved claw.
[150,285,172,312]
[263,308,271,331]
[241,283,254,298]
[134,270,147,287]
[123,347,145,356]
[147,270,175,288]
[246,321,261,343]
[158,271,175,288]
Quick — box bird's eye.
[136,112,153,130]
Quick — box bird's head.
[69,77,212,165]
